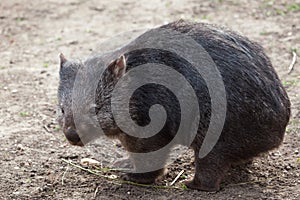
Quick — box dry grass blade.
[61,159,114,179]
[61,159,187,190]
[288,51,297,74]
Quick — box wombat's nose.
[64,127,83,146]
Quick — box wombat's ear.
[59,53,67,68]
[110,55,127,78]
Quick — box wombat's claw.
[121,173,156,184]
[120,174,134,182]
[183,180,220,192]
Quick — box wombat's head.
[57,53,84,146]
[57,53,127,145]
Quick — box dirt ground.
[0,0,300,199]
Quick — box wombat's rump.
[57,20,291,191]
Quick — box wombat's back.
[123,20,291,161]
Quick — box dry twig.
[169,170,185,186]
[288,51,297,74]
[61,165,69,185]
[43,125,51,133]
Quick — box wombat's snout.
[64,127,83,146]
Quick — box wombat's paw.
[121,173,156,184]
[183,180,220,192]
[113,158,133,171]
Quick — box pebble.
[16,144,24,151]
[12,191,20,195]
[285,165,291,170]
[80,158,100,166]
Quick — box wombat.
[57,20,291,191]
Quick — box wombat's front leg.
[184,149,230,191]
[120,150,169,184]
[121,168,165,184]
[118,137,170,184]
[115,129,172,184]
[113,157,133,170]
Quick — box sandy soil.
[0,0,299,199]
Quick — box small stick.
[169,170,185,186]
[288,51,297,74]
[94,186,99,198]
[43,125,51,133]
[61,165,69,185]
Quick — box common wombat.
[57,20,290,191]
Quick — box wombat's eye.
[61,108,65,115]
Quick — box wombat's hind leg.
[184,150,230,191]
